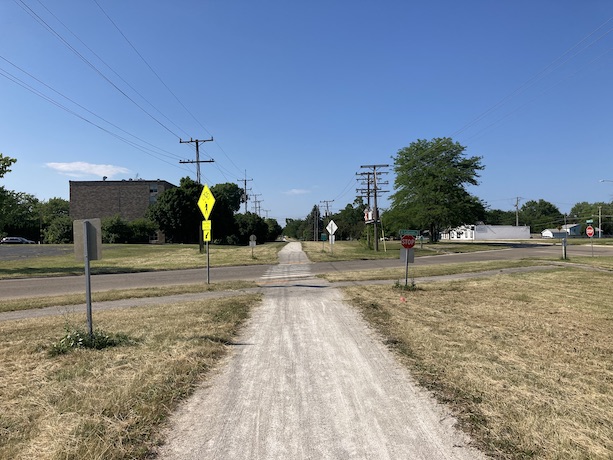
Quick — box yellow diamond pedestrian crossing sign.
[198,185,215,220]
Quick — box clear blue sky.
[1,1,613,225]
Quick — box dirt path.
[156,243,485,459]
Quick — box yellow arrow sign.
[198,184,215,220]
[202,220,212,241]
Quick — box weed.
[49,325,134,356]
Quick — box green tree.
[44,215,73,243]
[38,198,70,243]
[283,218,304,239]
[568,201,613,236]
[302,205,322,241]
[265,218,283,241]
[331,198,366,241]
[519,199,563,233]
[0,153,17,178]
[102,215,131,243]
[0,189,40,240]
[210,183,242,244]
[484,208,516,226]
[390,138,485,242]
[147,177,202,243]
[128,218,157,243]
[234,212,268,245]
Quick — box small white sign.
[326,220,338,235]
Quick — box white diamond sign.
[326,220,338,235]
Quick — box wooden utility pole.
[179,137,214,253]
[238,170,253,214]
[360,164,389,251]
[179,137,214,183]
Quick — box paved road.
[2,242,611,299]
[156,242,486,459]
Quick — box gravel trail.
[157,242,485,459]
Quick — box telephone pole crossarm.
[179,137,214,184]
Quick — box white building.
[441,224,531,241]
[541,229,567,239]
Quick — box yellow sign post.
[198,185,215,283]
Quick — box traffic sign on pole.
[401,234,416,249]
[586,225,594,238]
[198,185,215,220]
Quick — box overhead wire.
[91,0,247,180]
[13,0,185,140]
[0,63,190,172]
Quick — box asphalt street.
[2,241,611,299]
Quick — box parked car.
[0,236,35,244]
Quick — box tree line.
[0,154,282,244]
[3,143,612,245]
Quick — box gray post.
[83,220,93,337]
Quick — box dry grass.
[320,259,551,283]
[0,293,260,459]
[0,280,257,313]
[343,268,613,459]
[0,243,285,279]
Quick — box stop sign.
[401,234,416,249]
[586,225,594,238]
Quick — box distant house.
[70,179,176,242]
[441,224,530,241]
[561,224,582,237]
[541,229,567,239]
[541,224,600,239]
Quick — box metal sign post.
[73,219,102,337]
[400,230,418,287]
[326,220,338,254]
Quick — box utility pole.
[360,164,389,251]
[179,137,214,253]
[356,172,372,247]
[320,200,334,244]
[238,170,253,214]
[320,200,334,219]
[179,137,214,184]
[252,195,263,216]
[514,197,522,227]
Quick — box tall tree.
[390,138,485,241]
[519,199,563,233]
[234,212,268,245]
[38,197,70,243]
[331,198,366,241]
[265,218,283,241]
[148,177,202,243]
[210,182,242,244]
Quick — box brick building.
[70,179,176,242]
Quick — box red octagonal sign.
[401,234,416,249]
[586,225,594,238]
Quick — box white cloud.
[46,162,130,178]
[284,188,310,195]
